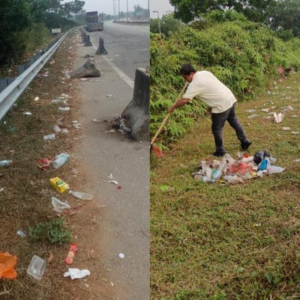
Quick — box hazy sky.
[63,0,173,17]
[63,0,149,15]
[150,0,174,18]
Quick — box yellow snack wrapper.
[50,177,70,193]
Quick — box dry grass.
[151,73,300,300]
[0,31,108,300]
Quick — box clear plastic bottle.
[52,153,70,169]
[69,191,93,200]
[0,160,12,167]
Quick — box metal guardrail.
[0,29,74,121]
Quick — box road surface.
[73,22,150,300]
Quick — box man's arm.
[168,98,190,113]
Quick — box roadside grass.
[151,73,300,299]
[0,32,86,299]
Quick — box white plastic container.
[52,153,70,169]
[27,255,46,280]
[43,134,56,141]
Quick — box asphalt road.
[73,23,150,300]
[89,21,149,81]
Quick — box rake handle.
[150,82,189,146]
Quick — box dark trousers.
[211,103,248,153]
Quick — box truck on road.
[85,11,103,32]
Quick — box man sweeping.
[168,63,252,157]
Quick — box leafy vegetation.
[150,13,183,37]
[150,12,300,145]
[29,218,71,244]
[0,0,84,65]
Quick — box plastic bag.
[0,253,17,279]
[267,166,285,174]
[253,150,270,165]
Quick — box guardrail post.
[84,35,92,47]
[96,37,108,55]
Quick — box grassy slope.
[151,73,300,300]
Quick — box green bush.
[29,218,71,244]
[150,19,300,146]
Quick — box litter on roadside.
[73,123,81,129]
[34,97,40,102]
[17,230,26,238]
[27,255,46,280]
[291,132,299,135]
[160,185,174,192]
[69,190,93,200]
[51,197,71,214]
[248,114,259,119]
[119,253,125,259]
[59,107,70,111]
[44,134,56,141]
[0,253,17,279]
[0,188,5,192]
[282,127,291,131]
[273,112,284,123]
[0,160,12,167]
[63,268,90,279]
[61,129,69,134]
[109,180,119,185]
[50,177,70,193]
[38,158,52,170]
[53,125,61,133]
[193,151,285,184]
[52,153,69,169]
[65,244,78,265]
[23,112,32,116]
[71,168,79,175]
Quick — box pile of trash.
[193,150,285,184]
[111,115,132,135]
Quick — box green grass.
[151,73,300,299]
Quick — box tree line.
[169,0,300,38]
[0,0,85,66]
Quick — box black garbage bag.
[254,150,271,165]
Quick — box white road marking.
[93,45,134,89]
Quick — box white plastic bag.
[51,197,71,213]
[63,268,90,279]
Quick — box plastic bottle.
[52,153,70,169]
[212,169,222,180]
[0,160,12,167]
[69,191,93,200]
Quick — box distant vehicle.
[85,11,103,32]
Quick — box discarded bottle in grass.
[52,153,69,169]
[27,255,46,280]
[69,191,93,200]
[0,160,12,167]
